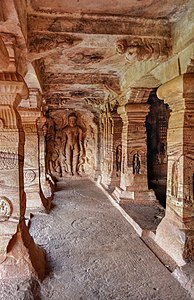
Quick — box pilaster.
[0,35,45,280]
[113,91,157,203]
[37,115,53,201]
[101,107,122,189]
[155,74,194,265]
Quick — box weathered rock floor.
[1,178,193,299]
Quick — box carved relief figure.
[133,152,141,174]
[116,144,122,176]
[51,137,62,176]
[45,118,56,175]
[62,113,85,176]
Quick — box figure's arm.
[62,130,67,157]
[79,128,86,157]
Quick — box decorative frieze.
[28,14,170,37]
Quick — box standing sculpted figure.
[62,113,85,176]
[133,152,141,174]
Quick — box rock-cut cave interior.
[0,0,194,299]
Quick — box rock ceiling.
[1,0,193,112]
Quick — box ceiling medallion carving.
[116,38,171,61]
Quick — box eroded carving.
[24,169,36,184]
[183,233,194,262]
[116,144,122,176]
[133,152,141,174]
[116,38,170,61]
[0,196,12,221]
[0,151,17,170]
[29,33,82,53]
[69,52,103,65]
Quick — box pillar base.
[26,191,45,212]
[155,207,194,266]
[113,186,157,204]
[0,220,45,281]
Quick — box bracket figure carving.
[116,38,170,61]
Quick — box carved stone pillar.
[155,74,194,266]
[101,110,123,189]
[37,115,53,201]
[0,33,45,280]
[0,72,27,254]
[113,102,156,203]
[18,89,52,213]
[0,72,45,280]
[109,112,123,188]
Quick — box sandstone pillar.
[18,89,50,213]
[0,72,45,280]
[109,112,123,188]
[37,115,53,201]
[155,74,194,266]
[100,108,112,188]
[0,36,45,280]
[101,104,123,189]
[113,102,156,203]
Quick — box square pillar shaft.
[156,74,194,265]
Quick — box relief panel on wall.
[45,109,98,178]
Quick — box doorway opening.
[146,91,170,207]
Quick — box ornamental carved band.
[116,38,171,61]
[0,151,17,170]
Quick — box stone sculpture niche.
[45,110,97,179]
[62,113,85,176]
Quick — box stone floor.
[0,178,193,299]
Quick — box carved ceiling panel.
[26,0,191,112]
[28,0,190,20]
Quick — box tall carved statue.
[116,144,122,176]
[133,152,141,174]
[62,113,85,176]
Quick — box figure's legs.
[65,144,72,174]
[72,144,80,175]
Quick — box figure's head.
[68,113,77,127]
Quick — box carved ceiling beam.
[126,88,153,104]
[43,72,121,94]
[44,72,119,85]
[28,14,170,37]
[28,32,82,54]
[45,88,105,100]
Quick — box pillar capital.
[0,72,28,106]
[157,74,194,110]
[0,33,18,73]
[19,87,42,109]
[118,103,150,114]
[0,36,9,70]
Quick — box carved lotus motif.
[24,169,36,184]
